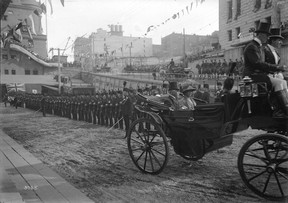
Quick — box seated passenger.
[215,77,234,102]
[167,81,181,109]
[178,85,197,110]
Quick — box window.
[25,70,31,75]
[11,55,16,59]
[265,0,272,9]
[235,0,241,19]
[227,0,233,21]
[11,70,16,75]
[4,70,9,75]
[253,0,261,12]
[236,27,241,38]
[266,16,271,24]
[228,30,232,41]
[2,54,8,59]
[33,70,38,75]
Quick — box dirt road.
[0,104,278,203]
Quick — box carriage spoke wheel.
[238,133,288,200]
[127,118,169,175]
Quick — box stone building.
[219,0,288,65]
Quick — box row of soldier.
[6,84,172,130]
[7,89,140,131]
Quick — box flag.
[40,3,47,14]
[28,14,36,34]
[190,2,193,10]
[186,6,189,14]
[6,83,26,92]
[60,0,64,7]
[48,0,53,14]
[14,28,22,42]
[147,25,154,32]
[1,32,9,47]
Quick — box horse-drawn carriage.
[126,77,288,200]
[159,65,190,82]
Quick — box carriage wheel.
[238,133,288,200]
[127,118,169,175]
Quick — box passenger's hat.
[255,22,271,35]
[169,81,179,91]
[269,28,284,40]
[182,84,196,93]
[162,80,169,88]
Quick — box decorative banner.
[60,0,65,7]
[85,0,206,59]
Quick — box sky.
[44,0,219,61]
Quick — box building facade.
[73,26,153,70]
[161,32,216,58]
[219,0,288,65]
[90,27,153,58]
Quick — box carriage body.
[127,80,288,200]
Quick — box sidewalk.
[0,129,94,203]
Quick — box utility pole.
[183,28,186,56]
[121,45,124,68]
[129,42,133,67]
[49,48,65,94]
[57,48,61,94]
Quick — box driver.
[242,22,288,118]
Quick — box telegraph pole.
[183,28,186,56]
[57,48,61,94]
[49,48,64,94]
[129,42,133,67]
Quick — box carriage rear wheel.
[127,118,169,175]
[238,133,288,200]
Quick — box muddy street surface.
[0,104,280,203]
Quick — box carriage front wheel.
[237,133,288,200]
[127,118,169,175]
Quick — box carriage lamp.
[240,83,252,97]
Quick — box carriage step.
[206,134,233,153]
